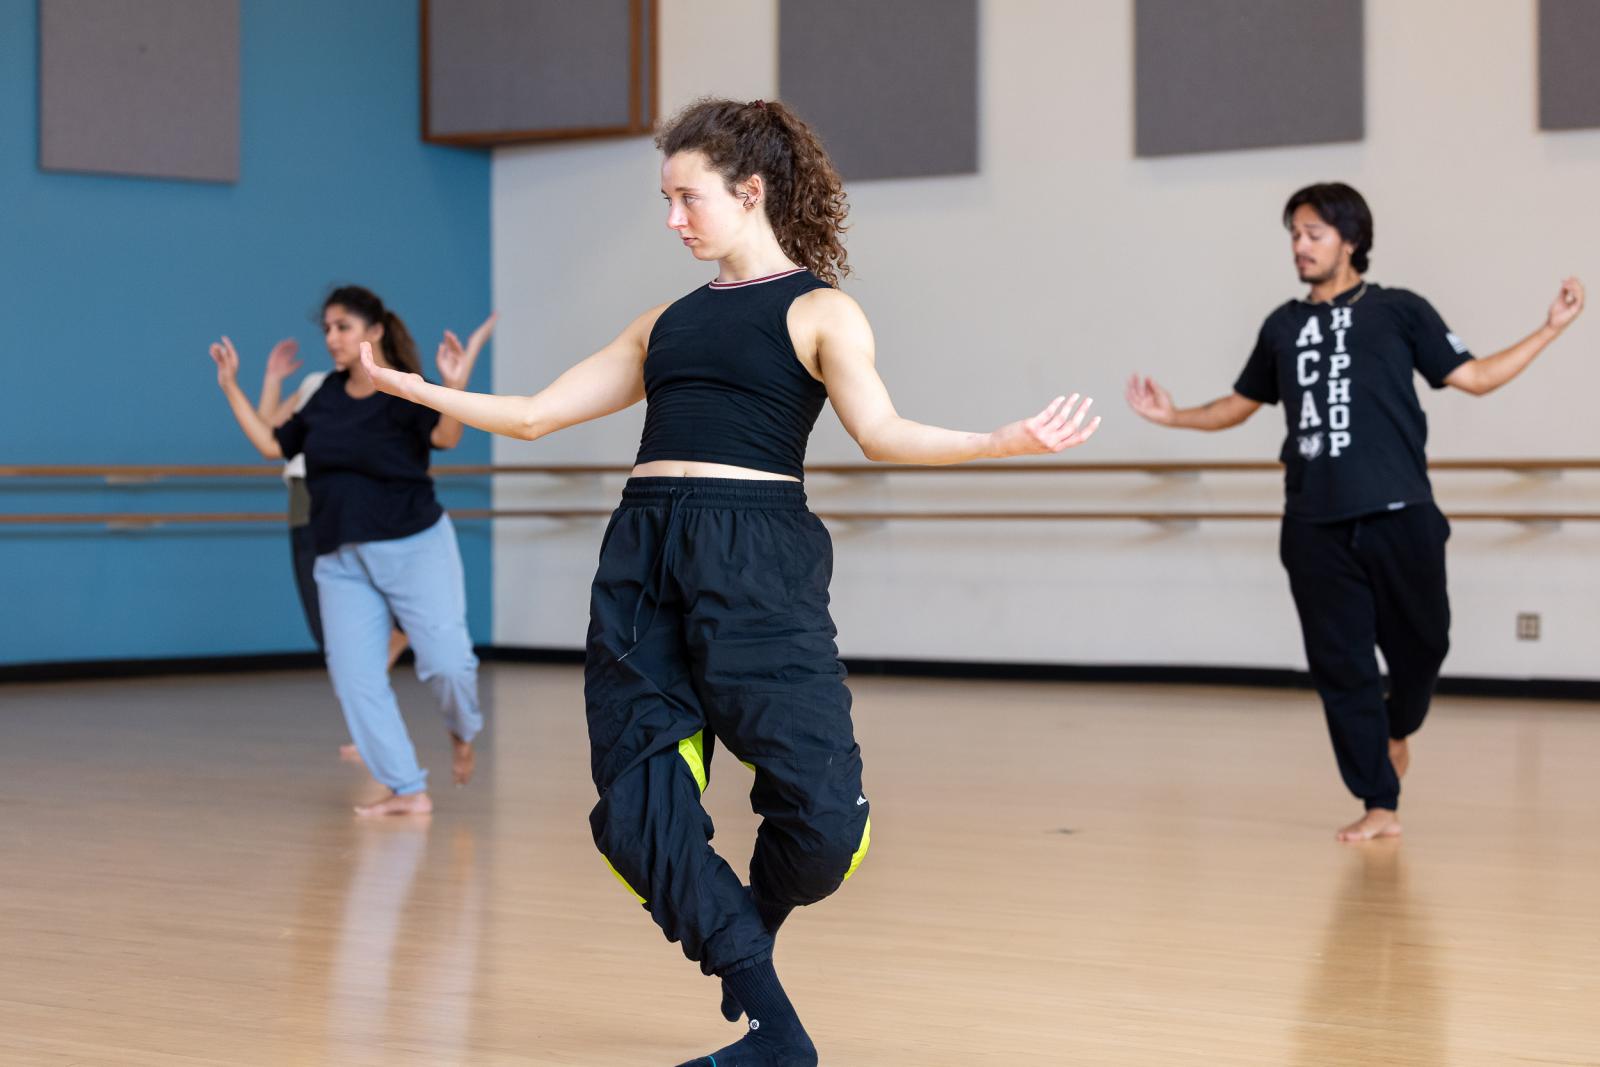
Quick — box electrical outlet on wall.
[1516,613,1541,641]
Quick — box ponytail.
[379,309,422,376]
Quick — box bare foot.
[452,734,475,786]
[1389,737,1411,779]
[386,628,409,671]
[338,743,363,766]
[354,791,433,817]
[1336,808,1402,842]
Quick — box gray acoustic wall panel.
[39,0,240,182]
[426,0,650,141]
[1539,0,1600,130]
[1135,0,1363,157]
[779,0,978,182]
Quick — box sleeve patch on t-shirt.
[1446,332,1467,355]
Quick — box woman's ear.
[736,173,766,210]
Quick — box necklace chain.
[1313,280,1368,306]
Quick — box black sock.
[720,893,795,1022]
[719,981,745,1024]
[679,961,817,1067]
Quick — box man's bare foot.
[452,734,475,786]
[1336,808,1402,842]
[386,628,409,671]
[339,743,363,766]
[355,791,433,817]
[1389,737,1411,779]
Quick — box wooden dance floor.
[2,664,1598,1065]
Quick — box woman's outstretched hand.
[360,341,421,399]
[264,338,302,381]
[437,311,498,391]
[1546,277,1586,333]
[1125,374,1177,425]
[209,336,242,389]
[989,394,1100,457]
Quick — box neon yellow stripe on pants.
[601,732,709,905]
[679,731,707,793]
[843,816,871,881]
[602,854,646,904]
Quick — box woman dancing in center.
[361,99,1100,1066]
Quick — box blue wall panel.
[1,0,493,666]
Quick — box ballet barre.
[5,460,1597,527]
[5,509,1599,528]
[4,458,1600,480]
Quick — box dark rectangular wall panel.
[39,0,240,182]
[779,0,978,182]
[1135,0,1363,157]
[424,0,656,145]
[1539,0,1600,130]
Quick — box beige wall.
[492,0,1600,678]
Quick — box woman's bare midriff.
[630,460,799,482]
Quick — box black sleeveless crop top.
[635,267,832,479]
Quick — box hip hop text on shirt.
[1294,306,1353,460]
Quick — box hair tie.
[751,99,767,111]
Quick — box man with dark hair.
[1126,181,1585,841]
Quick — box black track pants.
[290,522,325,652]
[584,478,871,977]
[1280,503,1452,811]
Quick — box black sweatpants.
[290,522,325,652]
[584,478,871,977]
[1280,503,1452,811]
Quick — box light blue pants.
[314,514,482,795]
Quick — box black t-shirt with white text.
[274,371,444,554]
[1233,282,1473,522]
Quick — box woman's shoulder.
[633,300,678,343]
[791,283,865,325]
[294,370,332,406]
[296,370,341,412]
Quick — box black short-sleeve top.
[274,371,444,553]
[1233,282,1473,522]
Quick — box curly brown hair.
[656,98,850,287]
